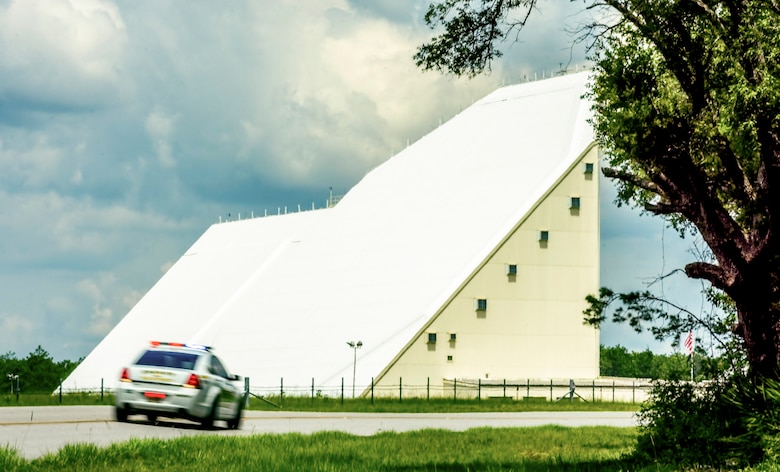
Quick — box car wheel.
[201,399,218,430]
[227,401,244,430]
[147,413,158,423]
[115,406,128,422]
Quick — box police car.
[115,341,245,429]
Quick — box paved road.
[0,406,638,460]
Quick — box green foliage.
[600,345,688,380]
[5,427,650,471]
[631,375,780,468]
[0,446,23,471]
[0,347,80,394]
[2,392,114,407]
[727,376,780,463]
[585,286,745,378]
[414,0,536,77]
[587,0,780,377]
[633,378,756,468]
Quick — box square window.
[449,333,457,342]
[474,298,487,311]
[584,162,594,174]
[538,230,549,242]
[570,197,581,209]
[505,264,517,276]
[427,332,437,344]
[447,355,453,362]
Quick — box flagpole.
[690,351,693,382]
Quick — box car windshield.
[136,350,199,370]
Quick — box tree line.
[600,344,727,381]
[2,344,715,395]
[1,346,80,394]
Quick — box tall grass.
[3,427,649,471]
[250,395,640,413]
[2,392,639,412]
[2,393,113,407]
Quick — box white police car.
[115,341,245,429]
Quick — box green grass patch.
[2,426,656,471]
[2,393,114,407]
[2,393,639,413]
[248,395,640,413]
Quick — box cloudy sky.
[0,0,707,362]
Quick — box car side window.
[210,356,229,379]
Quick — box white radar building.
[64,72,600,396]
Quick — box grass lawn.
[3,392,640,413]
[2,426,648,471]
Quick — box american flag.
[684,331,694,356]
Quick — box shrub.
[727,375,780,463]
[632,377,758,468]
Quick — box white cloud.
[232,1,501,188]
[0,134,64,189]
[145,109,179,168]
[0,0,128,112]
[0,313,37,352]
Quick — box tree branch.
[602,166,660,193]
[685,261,731,289]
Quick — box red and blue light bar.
[149,341,212,351]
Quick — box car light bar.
[149,341,212,351]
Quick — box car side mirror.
[229,374,242,382]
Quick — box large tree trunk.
[733,295,780,379]
[686,240,780,379]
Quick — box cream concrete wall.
[375,146,600,392]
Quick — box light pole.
[346,341,362,398]
[7,374,19,400]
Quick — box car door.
[209,355,239,418]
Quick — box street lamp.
[7,374,19,400]
[346,341,363,398]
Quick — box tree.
[415,0,780,379]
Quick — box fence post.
[612,380,615,403]
[341,377,344,404]
[311,377,315,402]
[478,378,481,401]
[427,377,430,401]
[526,378,530,399]
[101,378,104,402]
[632,381,635,403]
[454,378,457,401]
[371,377,374,405]
[245,377,250,406]
[592,380,595,402]
[59,379,62,404]
[550,379,553,401]
[503,379,506,398]
[399,377,402,402]
[280,378,284,406]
